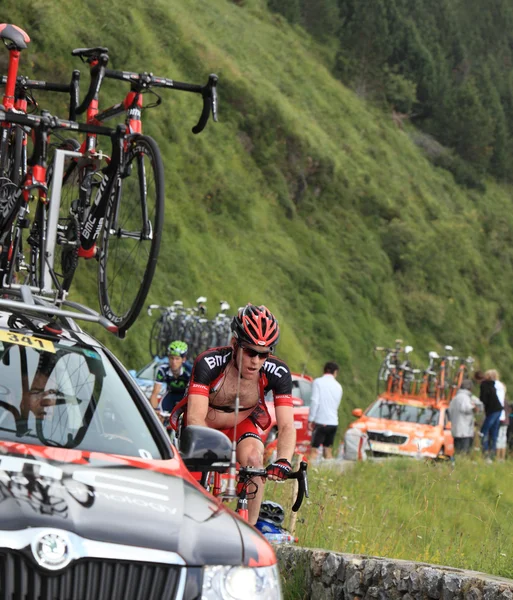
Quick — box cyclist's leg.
[224,419,265,525]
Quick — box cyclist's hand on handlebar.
[266,458,292,481]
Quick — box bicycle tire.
[98,135,164,333]
[0,126,26,284]
[149,317,164,358]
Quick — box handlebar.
[72,48,218,133]
[0,106,112,137]
[238,461,309,513]
[103,69,218,134]
[1,71,81,120]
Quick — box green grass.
[267,457,513,578]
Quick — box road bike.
[200,461,308,525]
[449,355,474,400]
[0,24,80,287]
[24,47,217,333]
[148,297,232,358]
[0,108,114,296]
[374,340,413,395]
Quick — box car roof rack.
[0,286,119,335]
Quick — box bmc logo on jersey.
[204,354,230,370]
[263,362,287,378]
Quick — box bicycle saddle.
[0,24,30,51]
[71,47,109,58]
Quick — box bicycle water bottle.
[264,533,297,544]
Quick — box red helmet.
[231,304,280,349]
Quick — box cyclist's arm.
[187,393,210,427]
[274,405,296,463]
[149,383,162,409]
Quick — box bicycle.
[449,356,474,400]
[42,47,218,333]
[0,24,80,286]
[434,345,457,402]
[201,461,308,524]
[374,340,413,395]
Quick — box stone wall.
[277,547,513,600]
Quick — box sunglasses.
[241,346,271,360]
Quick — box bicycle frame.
[68,50,217,257]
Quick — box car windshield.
[366,399,440,426]
[0,337,161,459]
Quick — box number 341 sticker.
[0,330,55,353]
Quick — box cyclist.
[170,304,296,525]
[150,341,191,415]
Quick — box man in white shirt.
[308,362,343,460]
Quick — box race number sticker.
[0,330,55,353]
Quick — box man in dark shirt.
[150,341,190,414]
[476,370,502,459]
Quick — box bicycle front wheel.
[98,135,164,333]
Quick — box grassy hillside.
[3,0,513,430]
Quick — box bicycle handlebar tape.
[266,458,292,481]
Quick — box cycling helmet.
[231,304,280,349]
[168,340,188,357]
[259,500,285,525]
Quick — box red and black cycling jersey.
[170,346,293,431]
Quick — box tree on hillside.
[335,0,392,97]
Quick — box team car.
[263,373,313,456]
[344,394,454,460]
[0,291,282,600]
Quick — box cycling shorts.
[219,418,263,445]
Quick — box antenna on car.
[223,348,243,500]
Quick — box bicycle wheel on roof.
[98,135,164,334]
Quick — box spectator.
[308,362,343,461]
[449,379,479,455]
[476,370,502,460]
[486,369,509,461]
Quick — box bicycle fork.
[78,125,125,255]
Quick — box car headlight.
[202,564,281,599]
[415,438,434,449]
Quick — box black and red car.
[0,295,281,599]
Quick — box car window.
[0,340,161,459]
[137,360,159,380]
[367,399,440,426]
[297,380,312,406]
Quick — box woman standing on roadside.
[485,369,509,461]
[476,370,502,460]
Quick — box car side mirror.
[352,408,363,418]
[292,397,303,407]
[179,425,231,472]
